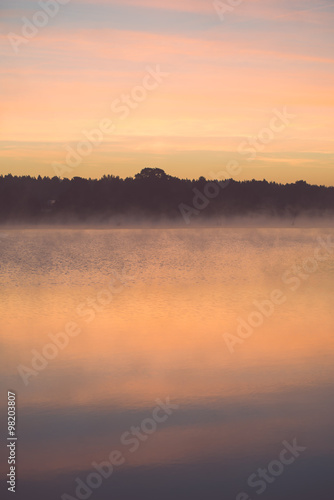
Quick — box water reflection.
[1,229,334,499]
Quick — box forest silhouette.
[0,168,333,224]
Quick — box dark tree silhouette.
[135,168,168,180]
[0,168,333,224]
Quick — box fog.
[0,212,333,231]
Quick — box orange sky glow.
[0,0,333,184]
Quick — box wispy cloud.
[0,0,333,184]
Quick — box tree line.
[0,168,333,224]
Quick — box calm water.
[1,228,334,500]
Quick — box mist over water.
[1,227,334,500]
[1,213,334,231]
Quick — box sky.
[0,0,333,184]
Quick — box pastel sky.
[0,0,333,183]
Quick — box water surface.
[1,228,334,500]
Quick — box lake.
[1,228,334,500]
